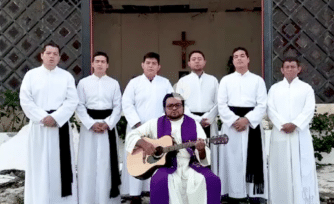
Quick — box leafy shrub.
[0,90,28,132]
[116,116,127,141]
[310,113,334,162]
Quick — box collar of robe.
[234,70,250,76]
[42,64,58,72]
[142,73,157,82]
[92,73,107,80]
[283,76,299,85]
[191,71,205,78]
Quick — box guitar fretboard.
[162,140,198,153]
[162,136,227,153]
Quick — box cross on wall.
[172,32,195,69]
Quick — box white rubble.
[0,175,16,185]
[317,165,334,196]
[0,186,24,204]
[0,123,333,200]
[0,125,29,171]
[0,133,10,146]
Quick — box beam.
[108,0,189,6]
[82,0,91,77]
[263,0,273,89]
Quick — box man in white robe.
[217,47,268,203]
[76,52,122,204]
[267,57,319,204]
[125,93,221,204]
[175,50,219,174]
[121,52,174,203]
[20,42,79,204]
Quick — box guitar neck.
[162,138,210,153]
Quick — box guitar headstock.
[209,134,229,145]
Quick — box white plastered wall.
[93,11,262,90]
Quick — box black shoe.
[130,196,142,204]
[227,197,248,204]
[249,197,267,204]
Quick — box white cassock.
[125,116,211,204]
[20,65,79,204]
[267,77,319,204]
[121,74,174,195]
[217,71,268,199]
[76,74,122,204]
[175,72,219,174]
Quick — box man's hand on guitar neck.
[136,139,156,163]
[195,139,206,160]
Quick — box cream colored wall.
[93,11,262,91]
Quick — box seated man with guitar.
[125,93,225,204]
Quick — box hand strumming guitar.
[136,138,155,163]
[195,139,206,160]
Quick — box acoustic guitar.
[127,135,229,180]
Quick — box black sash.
[228,106,264,194]
[47,110,73,197]
[192,112,210,138]
[86,109,121,198]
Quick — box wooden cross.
[173,32,195,69]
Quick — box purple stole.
[150,115,221,204]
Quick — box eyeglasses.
[166,103,183,110]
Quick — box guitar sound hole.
[154,146,163,158]
[147,146,164,164]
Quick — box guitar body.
[127,136,173,180]
[127,134,228,180]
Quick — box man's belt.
[192,112,210,138]
[46,110,73,197]
[86,109,121,198]
[228,106,264,194]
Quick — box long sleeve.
[104,82,122,130]
[184,106,202,122]
[20,71,48,122]
[267,85,288,130]
[122,80,141,128]
[175,78,202,122]
[176,74,218,124]
[218,78,239,127]
[202,79,219,124]
[292,88,315,131]
[50,74,79,127]
[244,78,267,128]
[125,119,156,153]
[166,81,174,93]
[75,80,96,129]
[194,121,211,166]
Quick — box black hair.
[143,52,160,64]
[93,51,109,63]
[188,50,205,61]
[163,93,185,108]
[42,42,60,53]
[282,57,300,67]
[232,47,249,58]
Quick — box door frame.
[84,1,272,86]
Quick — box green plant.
[310,113,334,162]
[15,195,24,204]
[116,116,127,141]
[217,116,222,131]
[0,89,28,132]
[70,114,81,132]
